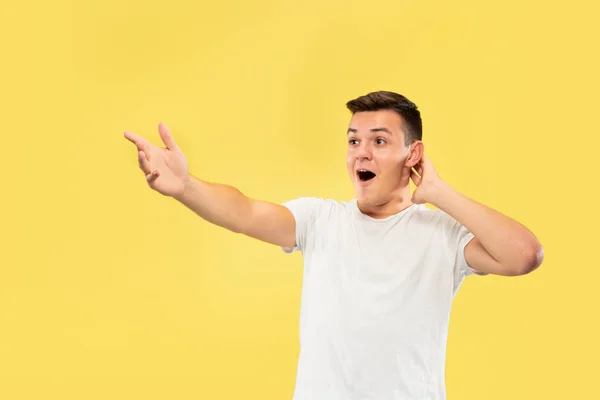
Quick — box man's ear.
[405,141,424,168]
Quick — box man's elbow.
[515,242,545,276]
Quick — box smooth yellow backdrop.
[1,0,598,399]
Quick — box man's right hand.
[124,122,189,198]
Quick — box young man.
[124,91,544,399]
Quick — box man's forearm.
[428,180,543,271]
[173,174,251,233]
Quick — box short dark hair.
[346,91,422,146]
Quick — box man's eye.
[376,138,387,145]
[349,139,358,145]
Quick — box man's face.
[346,110,413,206]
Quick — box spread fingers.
[138,151,152,175]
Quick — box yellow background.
[1,0,598,399]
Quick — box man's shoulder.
[282,196,355,220]
[409,206,471,245]
[400,205,464,235]
[283,196,353,209]
[411,204,455,221]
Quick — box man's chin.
[356,192,376,206]
[354,179,383,203]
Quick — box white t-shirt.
[281,197,483,400]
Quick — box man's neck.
[357,188,414,219]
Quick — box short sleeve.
[437,211,481,294]
[280,197,324,254]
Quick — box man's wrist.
[173,174,193,203]
[426,179,455,208]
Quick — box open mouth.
[357,169,376,182]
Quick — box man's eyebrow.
[347,127,392,135]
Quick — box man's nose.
[356,143,373,160]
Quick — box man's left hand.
[410,155,443,204]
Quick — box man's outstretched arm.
[124,123,297,249]
[174,176,297,248]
